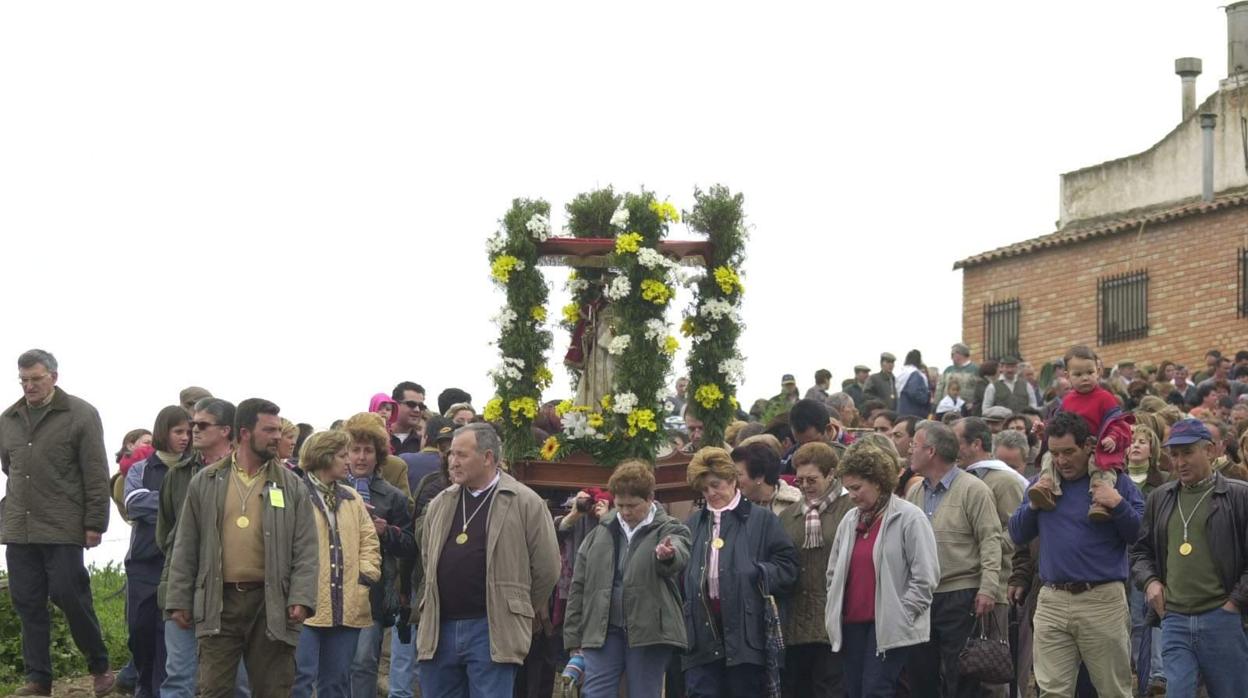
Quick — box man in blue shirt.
[1009,411,1144,697]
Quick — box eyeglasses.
[793,477,824,486]
[190,421,220,431]
[403,401,427,411]
[17,374,51,386]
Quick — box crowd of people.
[4,342,1248,698]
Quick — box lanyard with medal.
[457,484,496,544]
[231,456,263,529]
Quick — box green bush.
[0,563,131,693]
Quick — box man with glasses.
[390,381,427,455]
[1,349,115,696]
[157,397,236,698]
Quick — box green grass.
[0,563,130,693]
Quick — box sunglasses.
[403,401,427,411]
[190,421,220,431]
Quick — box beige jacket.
[416,471,560,665]
[304,478,382,629]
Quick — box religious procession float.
[483,185,747,501]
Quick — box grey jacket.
[825,496,940,654]
[164,457,319,647]
[0,389,111,544]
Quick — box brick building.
[956,7,1248,370]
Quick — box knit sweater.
[905,469,1002,598]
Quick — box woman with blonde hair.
[681,447,798,697]
[563,461,692,698]
[293,430,382,698]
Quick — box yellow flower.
[531,306,547,323]
[694,384,724,410]
[490,255,521,284]
[568,270,578,280]
[600,394,612,411]
[729,396,739,410]
[540,436,560,460]
[640,279,672,305]
[680,316,696,337]
[615,232,643,254]
[556,400,574,417]
[508,396,538,425]
[663,336,679,355]
[562,302,581,325]
[713,266,743,295]
[649,200,681,223]
[626,409,658,437]
[483,397,503,423]
[587,413,604,429]
[534,365,553,389]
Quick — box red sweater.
[843,517,881,623]
[1060,387,1133,472]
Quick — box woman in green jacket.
[563,461,691,698]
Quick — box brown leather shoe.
[92,670,116,696]
[1027,480,1057,511]
[14,682,52,697]
[1088,502,1112,522]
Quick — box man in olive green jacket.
[165,399,318,698]
[416,423,560,697]
[0,349,115,695]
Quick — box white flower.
[643,318,667,341]
[611,392,639,415]
[607,335,631,355]
[565,276,590,293]
[718,358,746,385]
[561,410,599,440]
[526,213,552,241]
[492,308,518,330]
[487,359,524,383]
[605,276,632,301]
[610,206,630,229]
[700,298,734,321]
[485,235,506,255]
[655,388,670,403]
[636,247,665,270]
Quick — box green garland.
[543,190,682,465]
[683,185,748,448]
[559,188,623,388]
[483,198,553,463]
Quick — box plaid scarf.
[802,492,835,549]
[855,495,889,537]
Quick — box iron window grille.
[983,298,1020,361]
[1098,270,1149,345]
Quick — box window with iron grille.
[1098,270,1149,345]
[983,299,1019,361]
[1239,248,1248,318]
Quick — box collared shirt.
[469,470,501,498]
[921,466,961,519]
[618,502,657,543]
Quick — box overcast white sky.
[0,2,1229,563]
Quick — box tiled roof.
[952,192,1248,270]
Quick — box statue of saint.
[564,279,616,408]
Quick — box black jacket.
[681,497,798,670]
[1130,472,1248,616]
[361,475,417,627]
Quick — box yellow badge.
[712,537,725,549]
[269,487,285,509]
[1179,542,1193,556]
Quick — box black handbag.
[958,615,1013,684]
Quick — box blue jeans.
[1127,584,1164,681]
[293,625,360,698]
[161,620,251,698]
[352,621,384,698]
[842,623,909,698]
[417,617,518,698]
[388,624,417,698]
[1161,606,1248,698]
[580,626,673,698]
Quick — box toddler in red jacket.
[1028,345,1133,521]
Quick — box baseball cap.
[425,415,457,443]
[781,374,796,385]
[1164,418,1213,447]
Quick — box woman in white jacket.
[825,440,940,698]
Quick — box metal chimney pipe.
[1175,57,1202,120]
[1201,112,1217,202]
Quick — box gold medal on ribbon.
[236,515,250,529]
[712,537,725,549]
[1179,542,1193,556]
[456,532,469,545]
